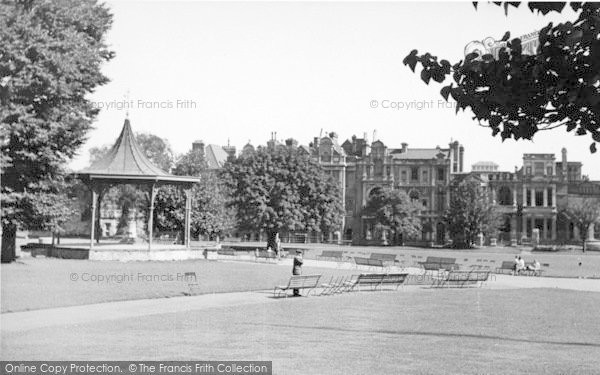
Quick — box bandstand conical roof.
[77,118,198,184]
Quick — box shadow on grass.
[254,323,600,348]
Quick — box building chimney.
[401,143,408,153]
[192,140,205,156]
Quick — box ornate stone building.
[200,134,600,246]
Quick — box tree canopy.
[154,148,236,240]
[222,147,344,238]
[561,197,600,250]
[1,0,114,245]
[363,188,422,242]
[443,176,501,248]
[403,2,600,152]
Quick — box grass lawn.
[3,288,599,374]
[0,257,358,312]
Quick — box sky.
[72,1,600,179]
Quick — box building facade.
[205,134,600,246]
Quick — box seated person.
[527,259,541,272]
[514,256,525,275]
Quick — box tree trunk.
[1,223,16,263]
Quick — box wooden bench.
[256,250,278,262]
[344,273,409,291]
[354,257,385,269]
[217,248,236,256]
[496,261,515,274]
[319,275,351,295]
[318,250,345,261]
[432,270,490,288]
[182,272,200,296]
[274,274,322,297]
[522,262,544,276]
[419,256,459,272]
[370,253,397,264]
[496,261,544,276]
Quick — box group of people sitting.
[513,256,540,275]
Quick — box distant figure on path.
[292,250,303,296]
[275,233,282,259]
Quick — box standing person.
[292,250,303,296]
[513,255,519,275]
[275,233,282,259]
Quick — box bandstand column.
[184,187,192,248]
[148,183,157,251]
[90,187,98,249]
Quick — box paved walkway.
[2,275,599,334]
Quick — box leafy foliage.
[0,0,114,233]
[154,149,236,239]
[443,176,501,248]
[135,133,174,172]
[222,147,344,237]
[363,188,422,240]
[561,197,600,249]
[403,2,600,152]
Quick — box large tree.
[403,2,600,152]
[222,146,344,244]
[443,177,501,248]
[154,149,236,241]
[363,188,422,245]
[561,198,600,252]
[0,0,114,260]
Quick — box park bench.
[432,270,490,288]
[217,248,236,256]
[496,261,544,276]
[380,273,409,290]
[182,272,200,295]
[369,253,398,264]
[419,256,459,272]
[255,250,278,262]
[521,262,544,276]
[344,273,409,291]
[318,250,346,261]
[496,261,515,274]
[353,256,385,269]
[274,274,322,297]
[319,275,350,295]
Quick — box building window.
[547,187,553,206]
[436,192,445,211]
[535,190,544,206]
[411,167,419,181]
[546,166,553,176]
[534,162,544,175]
[422,199,428,209]
[526,167,532,175]
[422,170,428,183]
[498,186,512,206]
[437,168,445,181]
[401,170,407,183]
[409,190,419,202]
